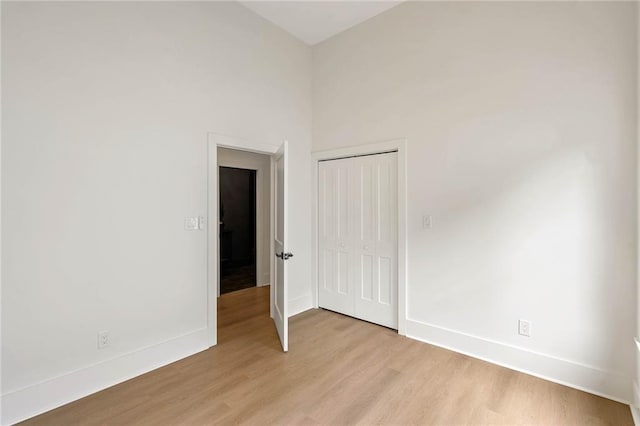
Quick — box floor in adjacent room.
[22,286,632,425]
[220,263,256,295]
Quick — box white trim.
[1,328,209,425]
[406,318,632,404]
[634,379,640,426]
[311,139,408,335]
[310,156,319,310]
[207,138,218,345]
[207,133,279,347]
[631,405,639,426]
[313,139,406,161]
[289,294,313,318]
[211,133,280,156]
[633,338,640,423]
[270,156,275,319]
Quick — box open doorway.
[216,146,275,342]
[217,147,272,298]
[208,134,290,352]
[219,166,257,294]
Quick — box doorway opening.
[216,147,272,300]
[208,134,290,352]
[216,149,270,342]
[219,166,257,294]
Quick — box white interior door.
[273,141,289,352]
[318,152,398,329]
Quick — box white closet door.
[318,152,397,329]
[318,158,354,314]
[353,153,397,329]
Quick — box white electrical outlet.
[518,319,531,337]
[422,215,432,229]
[98,331,110,349]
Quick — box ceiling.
[239,1,404,45]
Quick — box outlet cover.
[518,319,531,337]
[98,331,110,349]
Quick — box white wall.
[217,147,271,287]
[1,2,312,423]
[314,1,637,402]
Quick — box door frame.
[207,132,281,347]
[311,138,408,336]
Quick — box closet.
[318,151,398,329]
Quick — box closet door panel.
[318,158,354,314]
[354,153,398,329]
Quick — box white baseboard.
[1,328,211,425]
[406,319,631,404]
[632,340,640,425]
[631,405,639,426]
[289,293,313,317]
[3,314,628,425]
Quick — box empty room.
[1,0,639,425]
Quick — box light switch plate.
[184,217,199,231]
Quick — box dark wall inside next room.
[219,167,256,266]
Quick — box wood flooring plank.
[21,286,633,426]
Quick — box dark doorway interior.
[219,167,257,294]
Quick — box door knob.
[276,252,294,260]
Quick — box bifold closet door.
[318,157,354,316]
[318,152,398,329]
[353,153,398,328]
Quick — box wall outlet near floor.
[98,331,110,349]
[518,319,531,337]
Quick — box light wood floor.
[23,286,632,425]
